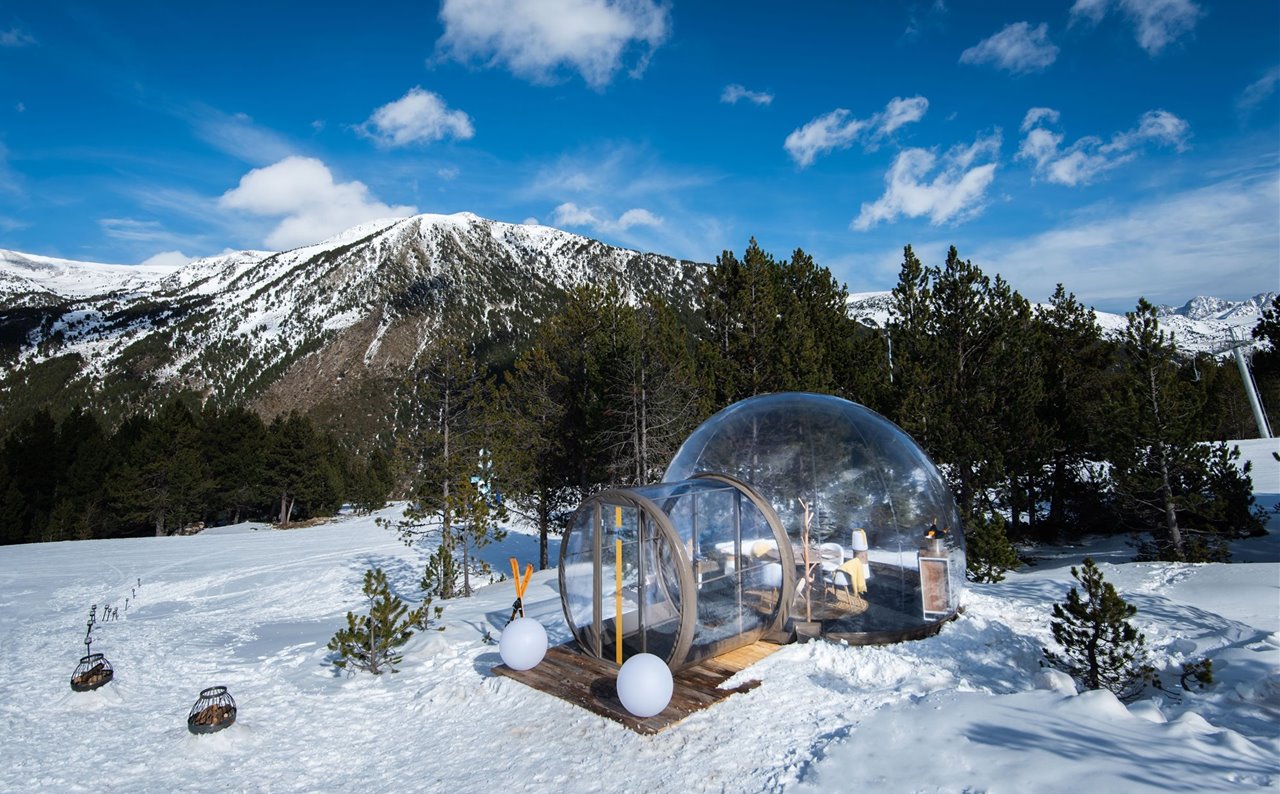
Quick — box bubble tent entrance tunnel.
[559,393,966,670]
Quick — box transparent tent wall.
[664,393,965,643]
[558,477,790,669]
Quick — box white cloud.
[1018,108,1190,186]
[977,172,1279,308]
[1238,66,1280,117]
[437,166,461,181]
[139,250,194,269]
[521,216,540,225]
[721,84,773,106]
[359,87,474,147]
[218,156,417,250]
[1069,0,1201,55]
[878,96,930,136]
[959,22,1059,74]
[436,0,669,89]
[551,202,662,233]
[100,218,181,243]
[852,131,1002,230]
[785,96,929,167]
[1020,107,1060,132]
[0,28,34,47]
[187,107,296,165]
[785,110,867,168]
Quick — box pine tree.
[204,406,268,524]
[396,334,491,595]
[599,294,701,486]
[491,342,574,569]
[965,513,1020,583]
[328,567,424,675]
[1043,558,1154,699]
[1250,295,1280,432]
[1034,286,1110,540]
[1105,299,1202,559]
[885,244,936,436]
[449,474,508,597]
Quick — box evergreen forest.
[3,240,1274,573]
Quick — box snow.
[0,248,181,299]
[2,454,1277,793]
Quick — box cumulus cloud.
[959,22,1058,74]
[1069,0,1201,55]
[436,0,669,89]
[218,156,416,250]
[1238,66,1280,118]
[721,84,773,106]
[785,96,929,167]
[551,202,662,233]
[139,251,194,269]
[852,131,1002,230]
[1017,108,1190,186]
[359,87,474,147]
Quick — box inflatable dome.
[664,393,965,644]
[559,392,965,670]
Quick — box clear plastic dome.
[559,475,794,669]
[664,393,965,643]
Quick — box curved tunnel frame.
[558,474,794,669]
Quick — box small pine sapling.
[966,512,1020,583]
[1180,658,1214,691]
[1043,558,1155,699]
[328,567,424,675]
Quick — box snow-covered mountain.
[0,213,704,440]
[847,291,1277,357]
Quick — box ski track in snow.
[2,441,1278,792]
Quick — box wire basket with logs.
[187,686,237,734]
[69,653,114,692]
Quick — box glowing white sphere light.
[499,617,548,671]
[616,653,673,718]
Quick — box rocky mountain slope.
[0,213,704,443]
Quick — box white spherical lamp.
[499,617,548,671]
[616,653,673,718]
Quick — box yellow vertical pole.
[615,537,623,665]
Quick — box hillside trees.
[884,246,1041,577]
[0,399,360,544]
[492,286,703,567]
[697,240,864,406]
[1104,300,1262,560]
[1033,286,1111,540]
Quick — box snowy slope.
[0,445,1275,792]
[0,213,704,437]
[0,249,183,307]
[847,291,1277,357]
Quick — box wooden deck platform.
[493,640,782,735]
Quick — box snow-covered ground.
[1,440,1277,793]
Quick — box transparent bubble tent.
[559,393,965,669]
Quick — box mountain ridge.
[0,212,705,443]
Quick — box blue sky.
[0,0,1276,311]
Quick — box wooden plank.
[493,640,781,734]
